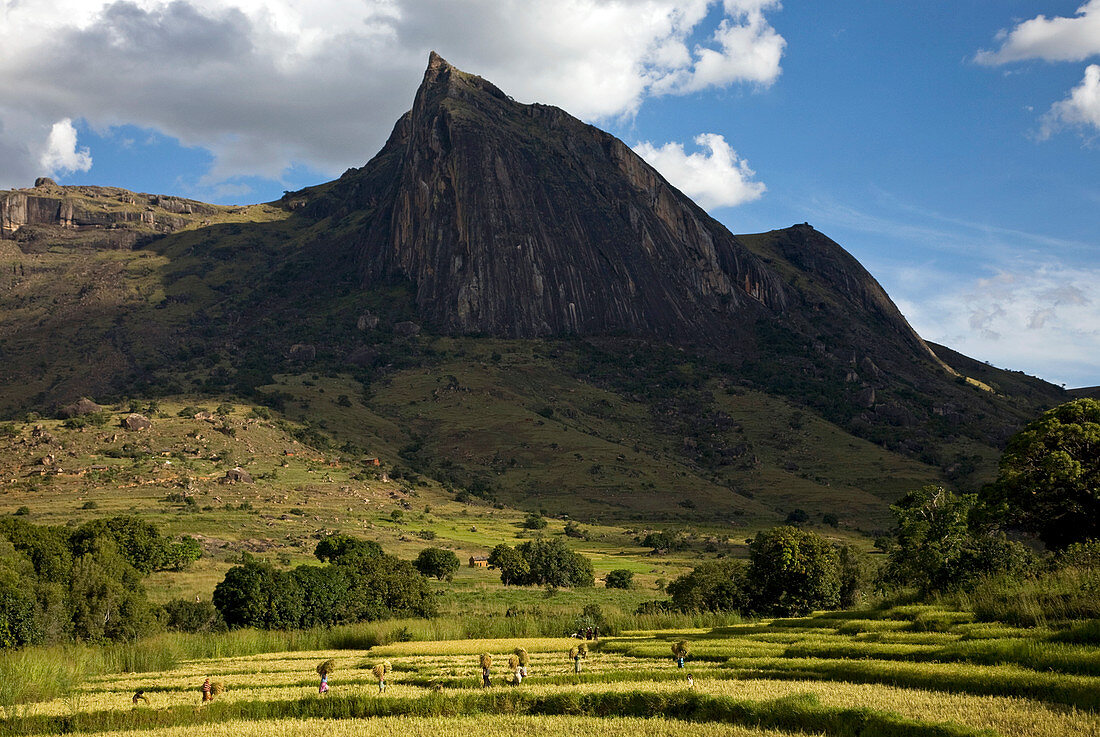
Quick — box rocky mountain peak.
[294,54,787,343]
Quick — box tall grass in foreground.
[947,568,1100,627]
[0,647,96,718]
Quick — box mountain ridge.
[0,53,1071,525]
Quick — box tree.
[642,530,679,554]
[212,559,281,629]
[488,544,529,585]
[605,569,634,589]
[71,516,171,573]
[517,537,594,587]
[166,537,202,571]
[746,526,840,616]
[521,512,548,530]
[314,534,383,563]
[882,485,1032,594]
[984,398,1100,549]
[414,548,460,581]
[667,560,749,612]
[161,599,227,633]
[0,545,40,647]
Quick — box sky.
[1,1,1098,388]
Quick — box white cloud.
[633,133,765,209]
[0,0,784,189]
[39,118,93,175]
[900,263,1100,388]
[975,0,1100,65]
[810,196,1100,388]
[1041,64,1100,137]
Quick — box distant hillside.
[0,54,1069,528]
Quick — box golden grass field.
[8,614,1099,737]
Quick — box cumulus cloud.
[39,118,93,175]
[1041,64,1100,137]
[0,0,784,190]
[975,0,1100,65]
[633,133,765,209]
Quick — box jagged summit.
[292,53,789,343]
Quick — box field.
[2,605,1097,737]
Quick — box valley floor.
[6,605,1098,737]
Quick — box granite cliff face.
[293,53,791,343]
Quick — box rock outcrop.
[0,184,218,240]
[292,52,786,344]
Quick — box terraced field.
[4,606,1097,737]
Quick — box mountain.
[0,53,1069,528]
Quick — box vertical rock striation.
[298,53,787,344]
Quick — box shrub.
[161,599,227,633]
[667,559,749,612]
[605,569,635,589]
[522,512,548,530]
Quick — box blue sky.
[1,1,1097,387]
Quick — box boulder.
[346,346,379,367]
[122,413,152,431]
[222,468,254,484]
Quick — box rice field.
[3,606,1098,737]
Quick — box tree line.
[213,535,437,629]
[0,516,200,647]
[664,398,1100,614]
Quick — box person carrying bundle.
[317,659,335,696]
[514,648,529,679]
[200,677,224,703]
[479,653,493,687]
[671,640,690,669]
[569,642,587,673]
[372,661,392,692]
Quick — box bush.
[522,512,548,530]
[667,559,749,612]
[605,569,635,589]
[161,599,227,633]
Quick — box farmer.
[201,677,212,703]
[319,672,329,696]
[687,674,694,688]
[132,690,148,705]
[482,663,491,687]
[573,651,582,673]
